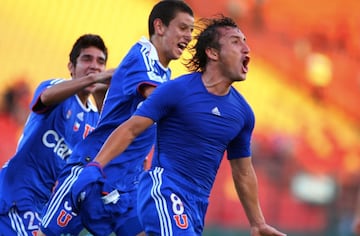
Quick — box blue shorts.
[0,207,41,236]
[40,163,143,236]
[137,167,209,236]
[40,164,85,236]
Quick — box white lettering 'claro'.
[42,130,72,160]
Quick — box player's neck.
[77,92,90,108]
[150,38,170,68]
[201,72,231,96]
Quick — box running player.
[75,16,287,236]
[38,1,194,236]
[0,34,113,235]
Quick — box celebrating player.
[38,1,194,236]
[0,34,113,235]
[76,16,288,236]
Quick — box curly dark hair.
[184,15,238,72]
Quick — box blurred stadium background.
[0,0,359,235]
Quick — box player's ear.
[153,18,165,36]
[205,47,218,60]
[68,62,74,76]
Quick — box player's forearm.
[41,75,96,105]
[94,115,154,167]
[94,123,136,167]
[236,174,265,226]
[231,160,266,227]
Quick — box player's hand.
[87,68,114,93]
[250,223,287,236]
[92,82,110,94]
[94,68,115,84]
[70,161,106,212]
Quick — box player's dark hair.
[185,16,238,72]
[69,34,108,66]
[148,0,193,37]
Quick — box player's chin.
[173,48,185,59]
[234,74,247,82]
[240,74,247,81]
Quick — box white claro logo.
[42,130,72,160]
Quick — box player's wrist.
[87,161,102,167]
[86,161,106,178]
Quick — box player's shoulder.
[172,72,203,91]
[171,72,201,84]
[33,78,66,97]
[230,86,247,101]
[37,78,66,88]
[160,73,194,88]
[156,73,200,97]
[137,36,158,61]
[230,87,254,117]
[137,36,151,48]
[120,37,158,68]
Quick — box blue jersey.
[68,37,171,190]
[39,37,170,236]
[135,72,255,196]
[0,79,99,213]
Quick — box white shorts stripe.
[149,167,173,236]
[8,208,28,236]
[41,165,83,227]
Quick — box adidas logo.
[76,112,84,121]
[211,107,221,116]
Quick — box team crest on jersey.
[73,121,80,132]
[83,124,95,138]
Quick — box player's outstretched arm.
[94,115,154,167]
[69,115,153,213]
[40,69,114,106]
[230,158,287,236]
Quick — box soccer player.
[38,1,194,236]
[75,16,288,236]
[0,34,113,235]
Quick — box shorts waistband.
[150,166,209,198]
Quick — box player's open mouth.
[178,42,187,51]
[242,56,250,73]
